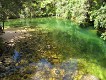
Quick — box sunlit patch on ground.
[0,28,34,47]
[0,28,33,42]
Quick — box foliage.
[90,3,106,38]
[90,4,106,29]
[55,0,91,25]
[101,32,106,40]
[55,0,105,27]
[0,0,29,28]
[0,0,24,20]
[0,0,56,19]
[55,0,106,40]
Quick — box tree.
[0,0,29,29]
[0,0,9,29]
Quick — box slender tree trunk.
[2,21,4,30]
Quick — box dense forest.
[0,0,106,80]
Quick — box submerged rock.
[4,58,13,65]
[81,74,100,80]
[13,50,21,63]
[31,59,78,80]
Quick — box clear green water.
[5,17,106,80]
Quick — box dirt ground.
[0,28,31,43]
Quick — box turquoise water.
[5,17,106,80]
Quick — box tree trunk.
[2,21,4,30]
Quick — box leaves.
[101,32,106,40]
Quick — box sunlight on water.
[31,59,77,80]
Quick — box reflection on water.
[3,17,106,80]
[32,59,77,80]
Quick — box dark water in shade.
[5,17,106,80]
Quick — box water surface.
[4,17,106,80]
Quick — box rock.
[46,45,51,49]
[15,66,21,69]
[0,61,2,64]
[26,70,33,74]
[0,65,6,72]
[60,59,77,72]
[29,62,36,67]
[4,58,13,65]
[0,73,6,78]
[55,69,60,74]
[23,75,28,79]
[0,53,2,56]
[63,74,73,80]
[5,66,11,70]
[13,50,21,63]
[81,74,100,80]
